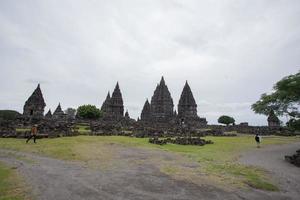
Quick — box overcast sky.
[0,0,299,125]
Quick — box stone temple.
[101,82,124,118]
[52,103,66,120]
[177,81,207,125]
[140,99,151,121]
[23,84,46,118]
[267,110,280,128]
[140,77,207,126]
[149,77,174,122]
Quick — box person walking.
[255,134,261,148]
[26,124,38,143]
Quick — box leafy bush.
[76,105,102,119]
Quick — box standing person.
[26,124,38,143]
[255,134,261,148]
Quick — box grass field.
[0,162,29,200]
[0,135,299,191]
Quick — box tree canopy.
[218,115,235,126]
[0,110,21,120]
[251,71,300,117]
[252,71,300,130]
[76,105,102,119]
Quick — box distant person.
[255,134,261,148]
[26,124,38,143]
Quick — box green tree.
[0,110,21,120]
[252,71,300,130]
[76,105,102,119]
[218,115,235,126]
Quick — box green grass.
[0,162,28,200]
[74,125,91,135]
[15,128,30,133]
[0,135,299,191]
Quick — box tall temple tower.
[109,82,124,117]
[140,99,151,121]
[101,91,111,113]
[178,81,198,119]
[150,77,174,122]
[23,84,46,118]
[177,81,207,125]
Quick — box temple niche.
[149,77,174,122]
[101,82,124,119]
[23,84,46,118]
[177,81,207,126]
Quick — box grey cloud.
[0,0,299,125]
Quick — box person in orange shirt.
[26,124,38,143]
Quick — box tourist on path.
[255,134,261,148]
[26,124,38,143]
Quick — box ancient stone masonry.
[101,83,124,118]
[267,110,280,127]
[110,82,124,117]
[177,81,207,126]
[101,92,111,113]
[23,84,46,118]
[45,109,52,118]
[52,103,66,120]
[125,110,130,119]
[149,77,174,122]
[285,149,300,167]
[140,99,151,121]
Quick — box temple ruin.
[52,103,66,120]
[101,82,124,119]
[177,81,207,126]
[23,84,46,118]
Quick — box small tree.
[76,105,102,119]
[65,108,77,119]
[218,115,235,126]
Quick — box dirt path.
[239,142,300,200]
[0,146,296,200]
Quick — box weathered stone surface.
[149,77,174,122]
[177,81,207,126]
[125,110,130,119]
[178,81,197,118]
[149,137,213,146]
[110,82,124,117]
[285,149,300,167]
[268,110,280,127]
[0,120,16,137]
[101,83,124,119]
[23,84,46,118]
[45,109,52,118]
[140,99,151,121]
[101,92,111,113]
[52,103,66,120]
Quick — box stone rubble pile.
[149,136,213,146]
[285,149,300,167]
